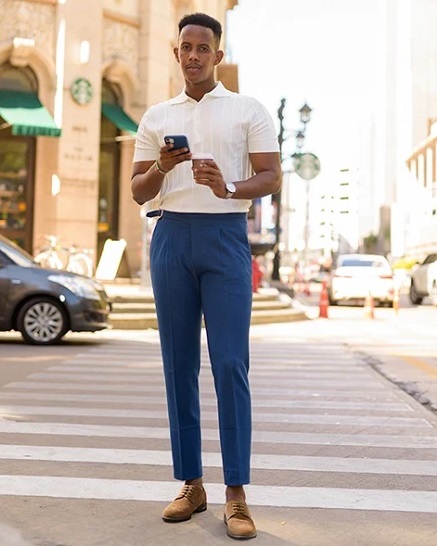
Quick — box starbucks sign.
[70,78,93,105]
[293,152,321,181]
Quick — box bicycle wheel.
[34,251,63,270]
[67,254,93,277]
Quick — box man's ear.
[214,49,224,65]
[173,47,180,63]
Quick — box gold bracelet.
[155,160,168,175]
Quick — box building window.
[0,63,37,251]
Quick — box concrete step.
[110,298,293,315]
[109,307,307,330]
[105,283,308,330]
[110,302,157,314]
[108,290,281,306]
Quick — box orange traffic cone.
[393,287,400,314]
[364,291,375,319]
[319,280,329,318]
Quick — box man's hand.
[158,143,192,173]
[192,160,227,199]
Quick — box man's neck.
[185,80,218,102]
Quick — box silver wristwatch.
[224,182,236,199]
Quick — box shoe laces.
[230,501,249,517]
[178,485,197,500]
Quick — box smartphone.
[164,135,190,151]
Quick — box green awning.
[0,89,61,137]
[102,103,138,135]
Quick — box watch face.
[226,182,236,193]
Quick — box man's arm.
[131,160,164,206]
[235,151,282,199]
[131,145,192,205]
[193,151,282,200]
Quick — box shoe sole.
[162,503,207,523]
[223,515,257,540]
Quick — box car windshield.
[340,259,386,268]
[0,237,35,267]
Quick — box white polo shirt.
[133,82,279,213]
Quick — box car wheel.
[16,297,68,345]
[409,282,423,305]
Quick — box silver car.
[409,253,437,306]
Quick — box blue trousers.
[150,211,253,486]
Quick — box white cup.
[192,152,214,181]
[191,152,214,170]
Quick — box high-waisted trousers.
[150,211,253,486]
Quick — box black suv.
[0,234,111,344]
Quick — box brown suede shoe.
[224,500,257,540]
[162,484,207,522]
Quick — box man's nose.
[188,49,199,60]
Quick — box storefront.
[0,63,60,252]
[0,0,236,278]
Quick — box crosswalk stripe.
[1,387,394,400]
[0,476,436,512]
[0,405,427,427]
[0,445,436,475]
[48,363,365,372]
[0,391,412,411]
[28,371,377,381]
[0,422,435,448]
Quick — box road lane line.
[0,422,435,448]
[396,355,437,377]
[0,445,436,475]
[0,391,412,411]
[0,405,428,427]
[0,476,436,512]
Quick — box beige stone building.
[0,0,238,276]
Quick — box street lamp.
[299,103,312,125]
[271,98,314,281]
[295,129,306,150]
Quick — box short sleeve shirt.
[133,82,279,213]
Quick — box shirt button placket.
[193,103,201,150]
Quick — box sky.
[226,0,380,173]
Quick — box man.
[131,12,281,540]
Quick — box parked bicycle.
[34,235,94,277]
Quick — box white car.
[409,253,437,306]
[328,253,394,307]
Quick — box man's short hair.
[178,13,222,46]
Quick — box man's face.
[175,24,222,85]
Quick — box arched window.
[0,63,38,93]
[0,64,39,251]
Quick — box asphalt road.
[0,299,436,546]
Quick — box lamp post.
[271,99,313,281]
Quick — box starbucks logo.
[71,78,93,105]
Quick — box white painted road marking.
[0,422,436,448]
[0,445,436,476]
[0,405,428,427]
[0,476,436,513]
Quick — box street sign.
[293,152,321,180]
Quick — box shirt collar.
[168,81,232,105]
